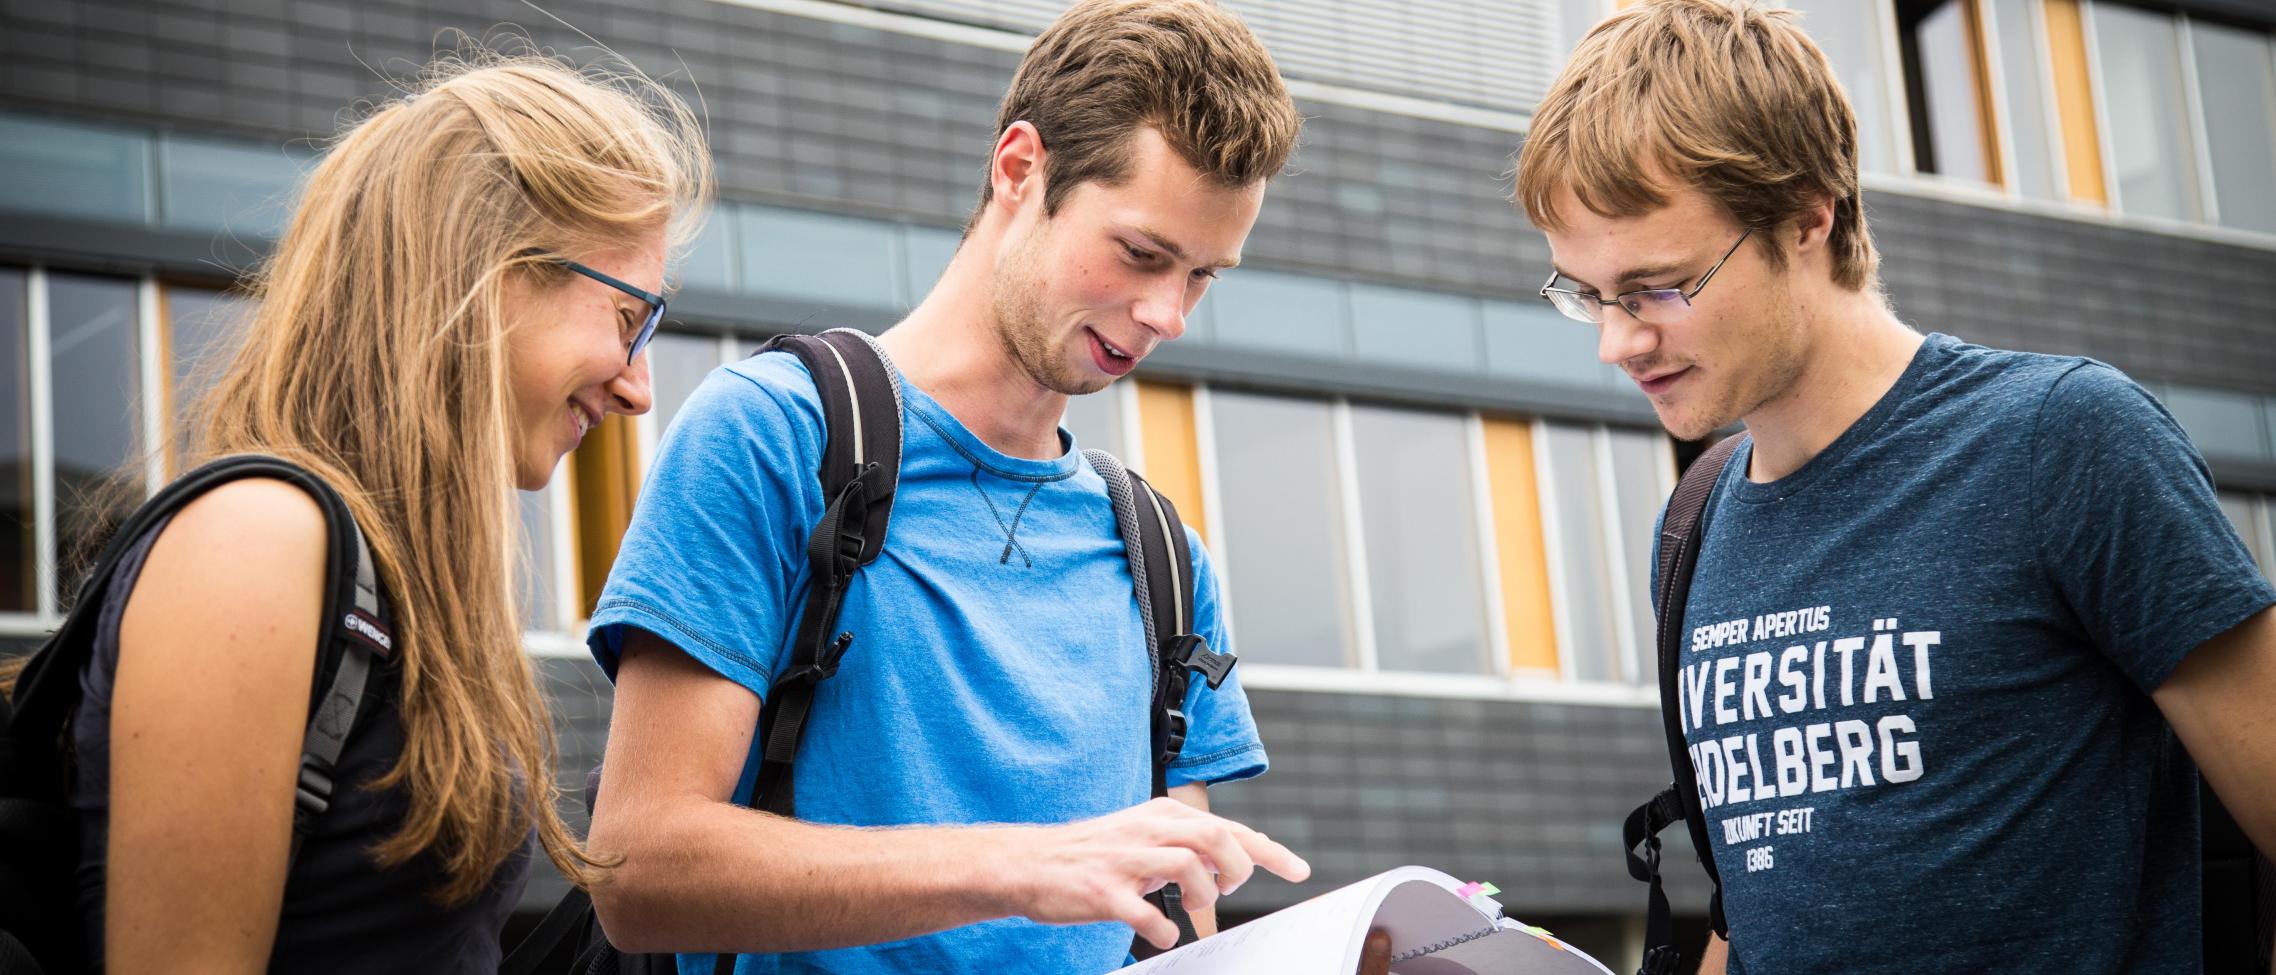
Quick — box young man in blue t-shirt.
[580,2,1320,972]
[1515,2,2276,972]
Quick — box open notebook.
[1115,866,1614,975]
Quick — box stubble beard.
[989,223,1111,397]
[1657,292,1809,442]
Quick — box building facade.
[4,0,2276,966]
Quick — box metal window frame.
[27,267,55,623]
[1878,0,1922,179]
[1592,425,1644,684]
[1330,398,1379,673]
[138,280,165,493]
[1531,416,1583,683]
[2176,14,2222,226]
[2082,0,2127,215]
[2026,0,2075,201]
[1466,412,1514,679]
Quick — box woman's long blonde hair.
[186,46,709,901]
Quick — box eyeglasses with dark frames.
[536,255,667,364]
[1537,228,1753,326]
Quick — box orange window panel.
[2041,0,2107,205]
[1481,417,1560,675]
[1962,0,2006,187]
[1133,380,1209,544]
[570,413,640,618]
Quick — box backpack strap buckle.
[778,631,855,688]
[1169,633,1236,690]
[1159,708,1189,766]
[296,756,336,818]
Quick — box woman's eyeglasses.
[541,256,666,364]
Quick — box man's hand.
[994,796,1311,950]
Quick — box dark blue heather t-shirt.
[1675,334,2274,974]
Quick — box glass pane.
[1787,0,1903,174]
[2091,4,2201,221]
[2191,21,2276,235]
[1914,0,1993,182]
[1988,0,2062,200]
[1351,405,1492,675]
[1059,386,1124,457]
[645,331,721,447]
[49,273,144,601]
[156,135,307,238]
[739,207,899,309]
[518,487,560,633]
[1607,429,1671,684]
[1211,392,1355,668]
[0,116,152,224]
[164,288,252,469]
[0,269,30,613]
[1541,422,1621,682]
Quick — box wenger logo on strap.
[343,609,393,655]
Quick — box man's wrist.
[937,823,1036,920]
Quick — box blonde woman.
[63,53,707,971]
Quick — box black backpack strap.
[666,330,902,975]
[5,454,387,856]
[747,328,902,819]
[1629,433,1746,975]
[1086,447,1236,955]
[295,486,391,859]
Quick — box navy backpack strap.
[1630,434,1746,975]
[1086,447,1236,955]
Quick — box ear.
[1790,194,1838,255]
[989,120,1048,216]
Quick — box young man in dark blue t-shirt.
[1514,2,2276,972]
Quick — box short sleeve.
[585,356,826,696]
[2030,363,2276,692]
[1165,527,1268,787]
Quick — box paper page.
[1114,878,1383,975]
[1390,922,1617,975]
[1365,872,1503,959]
[1114,866,1497,974]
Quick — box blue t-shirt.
[588,349,1266,975]
[1675,334,2274,974]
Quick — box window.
[519,485,568,634]
[48,273,145,604]
[161,286,252,473]
[643,331,728,453]
[1901,0,2001,183]
[1537,421,1675,685]
[1,269,29,614]
[1785,0,1908,175]
[2190,20,2276,234]
[1985,0,2065,199]
[2089,2,2203,222]
[1210,391,1358,669]
[1349,405,1494,675]
[1060,382,1131,459]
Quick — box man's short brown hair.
[1515,0,1879,291]
[970,0,1300,226]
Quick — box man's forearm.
[591,799,1026,954]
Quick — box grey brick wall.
[6,0,2274,397]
